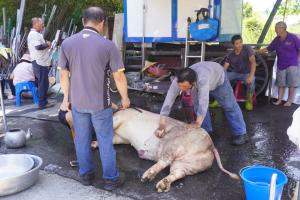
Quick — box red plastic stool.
[234,80,257,106]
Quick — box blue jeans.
[32,61,49,107]
[72,107,119,181]
[227,72,255,94]
[196,75,247,136]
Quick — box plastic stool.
[234,80,257,106]
[15,82,38,107]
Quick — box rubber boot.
[245,92,253,111]
[209,99,220,108]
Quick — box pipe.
[256,0,283,46]
[0,80,8,133]
[269,173,277,200]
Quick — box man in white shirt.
[27,17,51,109]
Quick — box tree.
[278,0,300,16]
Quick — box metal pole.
[201,41,205,62]
[256,0,283,46]
[0,80,7,133]
[140,0,146,80]
[3,8,6,37]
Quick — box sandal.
[283,101,292,107]
[273,100,282,106]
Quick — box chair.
[15,81,38,107]
[234,80,257,106]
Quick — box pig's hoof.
[141,170,156,182]
[156,178,171,193]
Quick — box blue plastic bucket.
[240,166,288,200]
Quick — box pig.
[112,108,239,192]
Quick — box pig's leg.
[113,134,129,144]
[141,160,171,182]
[156,167,185,193]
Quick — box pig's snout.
[138,150,146,158]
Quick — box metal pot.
[4,128,32,149]
[0,154,34,179]
[0,154,43,196]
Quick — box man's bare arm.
[113,70,130,109]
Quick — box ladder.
[184,18,206,68]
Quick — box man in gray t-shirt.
[224,35,256,111]
[59,7,130,191]
[156,61,248,146]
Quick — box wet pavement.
[0,90,299,200]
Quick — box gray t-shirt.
[58,28,124,110]
[225,45,254,74]
[160,61,225,118]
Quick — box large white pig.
[112,108,239,192]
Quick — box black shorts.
[58,109,71,129]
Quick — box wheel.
[211,54,268,96]
[254,53,268,96]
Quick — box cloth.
[195,75,246,135]
[11,61,35,85]
[287,107,300,149]
[27,29,51,66]
[227,71,255,94]
[72,107,119,181]
[160,61,225,118]
[267,32,300,70]
[225,45,255,74]
[58,109,70,129]
[275,66,300,87]
[58,27,124,110]
[32,61,49,107]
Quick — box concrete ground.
[0,87,299,200]
[1,171,132,200]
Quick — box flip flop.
[273,100,282,106]
[283,101,292,107]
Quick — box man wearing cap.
[59,7,130,191]
[260,21,300,106]
[27,17,52,109]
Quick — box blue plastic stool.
[15,82,38,107]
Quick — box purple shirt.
[225,45,255,74]
[267,32,300,70]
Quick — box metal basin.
[0,154,34,179]
[0,154,43,196]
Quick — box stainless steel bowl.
[0,154,34,179]
[0,154,43,196]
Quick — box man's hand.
[60,101,70,111]
[155,124,166,138]
[47,41,52,48]
[257,48,268,54]
[121,97,130,109]
[155,116,167,138]
[246,75,254,85]
[186,122,201,129]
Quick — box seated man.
[9,53,36,99]
[224,35,256,111]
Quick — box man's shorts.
[276,66,300,87]
[58,109,71,129]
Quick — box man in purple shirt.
[260,21,300,106]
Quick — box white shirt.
[27,29,51,66]
[11,61,35,85]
